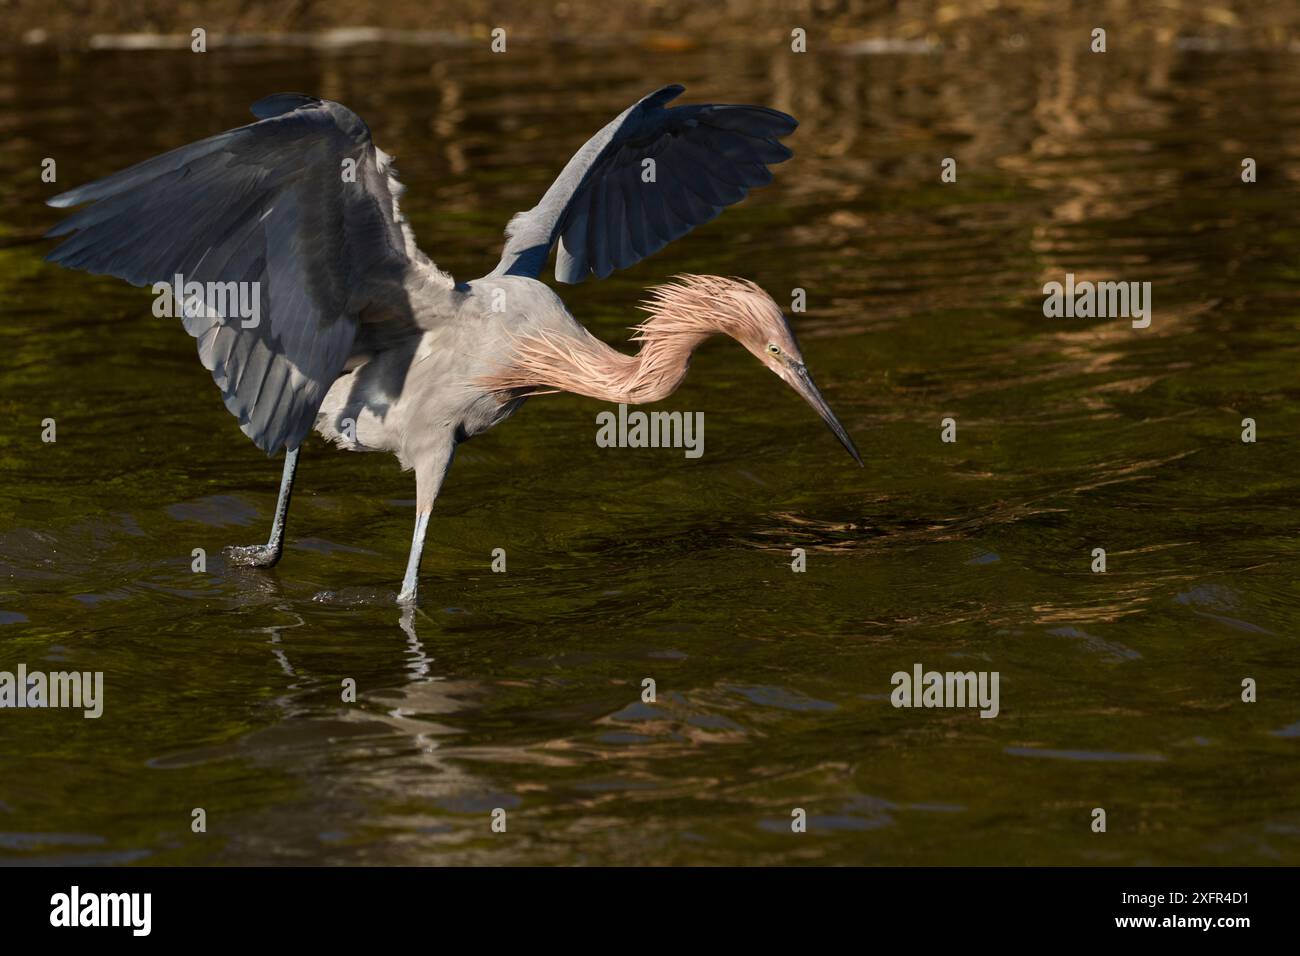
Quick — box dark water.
[1,36,1298,865]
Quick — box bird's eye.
[767,344,782,355]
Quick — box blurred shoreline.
[5,1,1300,51]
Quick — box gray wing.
[493,84,796,283]
[45,93,448,454]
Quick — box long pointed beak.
[786,363,863,466]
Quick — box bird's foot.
[223,543,281,568]
[396,586,418,607]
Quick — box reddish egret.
[45,85,860,604]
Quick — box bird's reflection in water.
[398,604,432,682]
[351,605,486,756]
[269,605,507,859]
[152,603,500,861]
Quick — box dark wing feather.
[45,93,445,454]
[493,84,795,283]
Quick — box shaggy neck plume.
[487,322,707,405]
[484,275,772,404]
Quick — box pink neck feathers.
[484,275,774,405]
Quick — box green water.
[0,38,1298,865]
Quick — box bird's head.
[638,275,862,465]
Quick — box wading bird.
[45,85,860,604]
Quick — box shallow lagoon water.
[0,36,1298,865]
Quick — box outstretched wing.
[45,93,449,454]
[493,84,796,283]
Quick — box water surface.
[1,36,1298,865]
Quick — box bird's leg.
[396,443,455,605]
[225,447,299,568]
[396,510,430,605]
